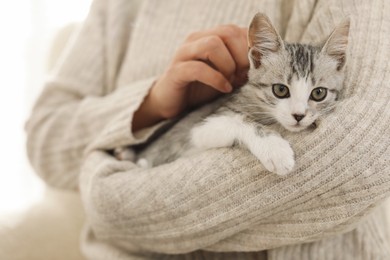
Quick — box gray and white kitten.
[116,13,350,176]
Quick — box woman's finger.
[170,60,232,93]
[173,36,236,80]
[184,25,249,75]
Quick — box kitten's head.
[246,13,350,132]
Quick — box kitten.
[116,13,350,176]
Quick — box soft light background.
[0,0,92,214]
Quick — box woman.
[26,0,390,259]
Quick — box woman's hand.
[133,25,249,131]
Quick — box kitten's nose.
[293,114,305,122]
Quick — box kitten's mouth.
[285,121,316,132]
[289,124,306,132]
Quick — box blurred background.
[0,0,92,215]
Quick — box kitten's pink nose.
[293,114,305,122]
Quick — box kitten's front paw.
[251,136,295,176]
[136,158,150,168]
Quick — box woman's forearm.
[132,87,165,132]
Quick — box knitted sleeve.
[25,0,159,189]
[78,0,390,254]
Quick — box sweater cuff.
[86,77,169,152]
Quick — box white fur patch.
[191,115,239,149]
[136,158,150,168]
[191,114,295,175]
[247,134,295,176]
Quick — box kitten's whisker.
[239,103,272,110]
[238,104,266,109]
[250,113,274,117]
[319,105,337,116]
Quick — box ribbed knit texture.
[26,0,390,259]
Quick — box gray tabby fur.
[120,13,350,175]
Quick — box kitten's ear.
[248,13,284,69]
[321,19,350,71]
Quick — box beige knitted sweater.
[26,0,390,259]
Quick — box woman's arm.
[80,95,390,253]
[25,0,158,189]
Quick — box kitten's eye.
[310,87,327,102]
[272,84,290,99]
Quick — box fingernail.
[224,83,233,92]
